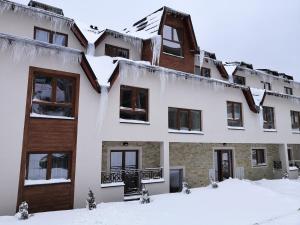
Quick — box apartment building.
[0,0,300,215]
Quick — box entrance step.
[123,195,141,201]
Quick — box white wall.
[94,34,141,61]
[0,10,84,51]
[100,62,300,145]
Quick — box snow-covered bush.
[17,201,29,220]
[210,178,218,189]
[86,189,97,210]
[140,186,150,204]
[182,182,191,194]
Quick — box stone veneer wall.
[169,143,280,188]
[102,141,161,171]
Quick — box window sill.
[30,113,74,120]
[168,129,204,135]
[263,129,277,132]
[141,178,165,184]
[252,164,267,168]
[119,119,150,125]
[162,52,184,59]
[292,130,300,134]
[227,126,245,130]
[24,179,71,186]
[101,182,125,188]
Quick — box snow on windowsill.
[263,129,277,132]
[119,119,150,125]
[162,52,184,59]
[168,129,204,135]
[292,130,300,134]
[30,113,74,120]
[289,166,299,171]
[227,126,245,130]
[141,178,165,184]
[252,164,267,168]
[101,182,125,188]
[24,179,71,186]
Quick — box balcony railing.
[101,168,163,184]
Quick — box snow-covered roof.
[75,21,104,44]
[85,55,118,87]
[250,88,266,107]
[224,64,237,77]
[122,7,164,39]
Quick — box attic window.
[105,44,129,59]
[34,27,68,47]
[284,87,293,95]
[162,25,183,57]
[233,75,245,86]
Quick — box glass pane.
[33,76,53,101]
[234,103,241,120]
[179,110,189,130]
[136,89,147,109]
[56,78,73,103]
[32,103,72,117]
[35,29,50,43]
[51,153,69,179]
[163,25,172,40]
[256,149,265,164]
[201,68,210,77]
[53,33,66,46]
[252,150,257,165]
[121,88,132,108]
[27,154,48,180]
[168,108,177,129]
[227,102,233,120]
[195,66,201,75]
[125,152,137,169]
[191,110,201,131]
[111,152,122,170]
[163,40,182,56]
[117,48,129,59]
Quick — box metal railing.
[101,167,163,184]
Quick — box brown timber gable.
[157,10,198,73]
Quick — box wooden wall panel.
[27,119,76,151]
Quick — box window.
[194,66,201,75]
[284,87,293,95]
[34,27,68,47]
[120,85,148,122]
[252,149,266,166]
[227,101,243,127]
[263,82,272,91]
[233,75,246,85]
[263,106,275,129]
[26,153,70,181]
[168,107,202,131]
[162,25,183,56]
[291,111,300,131]
[32,73,75,117]
[201,67,211,78]
[105,44,129,59]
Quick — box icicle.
[97,85,109,134]
[258,106,264,129]
[198,50,205,69]
[151,35,161,65]
[87,43,95,56]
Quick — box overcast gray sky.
[15,0,300,81]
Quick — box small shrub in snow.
[210,179,218,189]
[17,201,29,220]
[140,185,150,204]
[86,189,97,210]
[182,182,191,194]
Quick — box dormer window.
[201,67,211,78]
[34,27,67,47]
[233,75,246,86]
[284,86,293,95]
[162,25,183,57]
[105,44,129,59]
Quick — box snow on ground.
[1,179,300,225]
